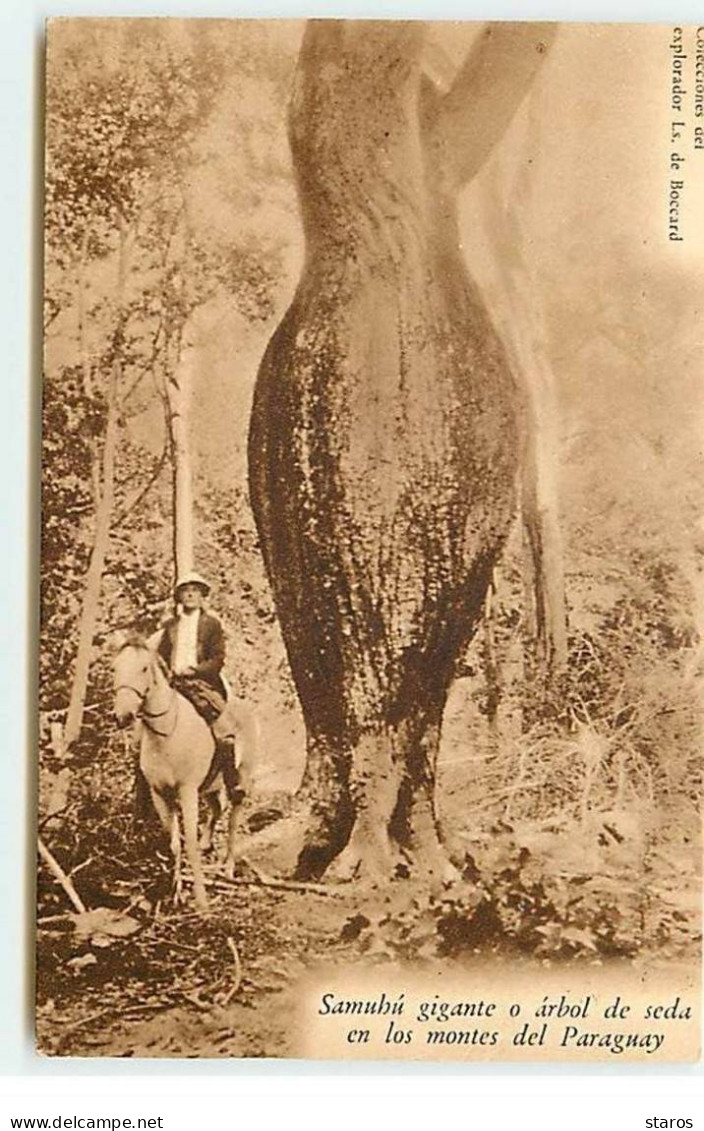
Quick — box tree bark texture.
[249,21,556,880]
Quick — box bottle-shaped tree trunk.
[249,20,556,881]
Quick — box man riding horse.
[156,571,239,794]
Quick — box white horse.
[113,639,256,909]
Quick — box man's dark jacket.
[157,611,227,699]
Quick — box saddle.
[171,674,227,726]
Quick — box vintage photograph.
[38,18,702,1059]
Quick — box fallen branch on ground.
[37,836,87,914]
[197,869,338,898]
[178,937,243,1012]
[56,1007,111,1035]
[221,936,243,1006]
[239,857,340,897]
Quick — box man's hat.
[174,571,211,597]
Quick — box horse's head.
[113,637,155,728]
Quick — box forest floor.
[35,860,702,1060]
[35,787,702,1060]
[36,673,702,1059]
[37,865,364,1058]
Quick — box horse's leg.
[150,788,182,903]
[218,723,246,880]
[170,810,183,904]
[200,788,223,853]
[180,784,209,909]
[223,793,243,880]
[149,786,171,835]
[225,805,241,882]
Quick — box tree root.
[324,827,402,886]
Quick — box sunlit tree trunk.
[249,20,557,881]
[520,353,568,682]
[164,332,195,582]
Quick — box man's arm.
[156,622,172,668]
[193,615,226,681]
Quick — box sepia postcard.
[37,17,703,1060]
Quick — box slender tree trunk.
[75,227,104,528]
[153,206,197,588]
[165,337,194,582]
[76,227,94,400]
[249,21,556,881]
[64,335,121,751]
[51,229,95,759]
[520,355,568,679]
[64,218,129,751]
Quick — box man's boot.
[215,735,246,807]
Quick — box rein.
[144,696,179,739]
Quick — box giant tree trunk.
[249,21,556,881]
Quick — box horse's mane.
[117,631,150,654]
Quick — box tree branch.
[119,318,165,409]
[112,443,168,528]
[424,22,559,189]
